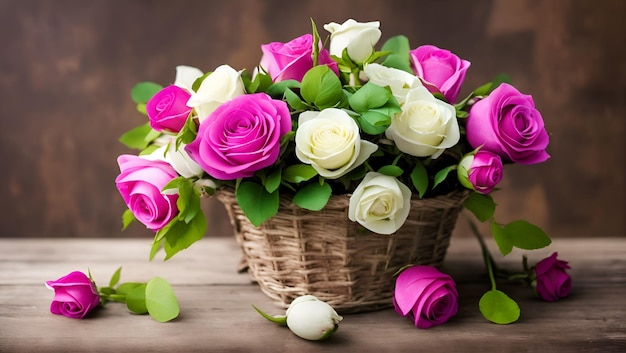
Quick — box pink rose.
[115,155,179,231]
[146,85,193,133]
[533,252,572,302]
[466,83,550,164]
[260,34,339,82]
[393,266,459,329]
[410,45,470,103]
[185,93,292,180]
[45,271,101,319]
[458,150,504,194]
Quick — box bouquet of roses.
[114,19,568,327]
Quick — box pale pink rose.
[410,45,470,103]
[260,34,338,82]
[146,85,192,133]
[458,150,504,194]
[185,93,292,180]
[115,155,179,231]
[534,252,572,302]
[45,271,100,319]
[466,83,550,165]
[394,266,459,329]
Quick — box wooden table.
[1,236,624,352]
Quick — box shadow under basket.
[215,189,468,314]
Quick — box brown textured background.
[1,0,624,238]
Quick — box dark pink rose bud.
[458,149,504,194]
[533,252,572,302]
[393,266,459,329]
[45,271,101,319]
[146,85,192,133]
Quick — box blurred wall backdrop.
[1,0,624,238]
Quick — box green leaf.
[119,123,160,150]
[464,192,496,222]
[266,80,300,98]
[163,177,200,224]
[126,283,148,315]
[300,65,344,109]
[176,113,198,146]
[491,221,513,256]
[163,212,208,260]
[479,289,520,324]
[293,182,332,211]
[311,18,321,67]
[116,282,144,297]
[149,236,163,261]
[410,163,428,198]
[122,209,136,230]
[145,277,180,322]
[348,82,390,112]
[377,165,404,177]
[433,165,457,189]
[283,164,318,184]
[381,35,412,73]
[252,305,287,326]
[503,220,551,250]
[191,72,211,92]
[109,267,122,288]
[236,181,279,226]
[265,169,282,193]
[131,82,163,104]
[285,88,309,111]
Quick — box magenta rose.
[185,93,292,180]
[410,45,470,103]
[393,265,459,329]
[458,150,504,194]
[146,85,192,133]
[115,155,179,231]
[260,33,339,82]
[45,271,101,319]
[466,83,550,165]
[533,252,572,302]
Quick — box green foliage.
[131,82,163,104]
[464,192,496,222]
[479,290,520,324]
[380,35,413,73]
[377,165,404,177]
[283,164,318,184]
[502,220,551,251]
[121,209,136,230]
[410,163,428,198]
[300,65,345,109]
[242,69,273,94]
[252,305,287,326]
[433,165,457,189]
[293,181,332,211]
[145,277,180,323]
[118,123,161,150]
[126,284,148,314]
[236,181,279,226]
[491,221,514,256]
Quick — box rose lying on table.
[46,267,179,322]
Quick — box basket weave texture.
[216,189,468,314]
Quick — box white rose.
[186,64,245,122]
[295,109,378,179]
[323,19,381,63]
[348,172,412,235]
[285,295,343,341]
[385,86,460,158]
[142,143,204,178]
[363,63,424,105]
[173,65,203,93]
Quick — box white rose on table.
[385,86,460,158]
[348,172,412,235]
[295,108,378,179]
[363,63,424,105]
[186,64,245,122]
[285,295,343,341]
[323,19,381,63]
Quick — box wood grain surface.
[0,236,624,352]
[0,0,624,238]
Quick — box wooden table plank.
[1,237,625,352]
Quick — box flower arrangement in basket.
[113,19,568,327]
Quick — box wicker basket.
[215,189,468,314]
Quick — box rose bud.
[45,271,101,319]
[394,266,459,329]
[532,252,572,302]
[457,149,504,194]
